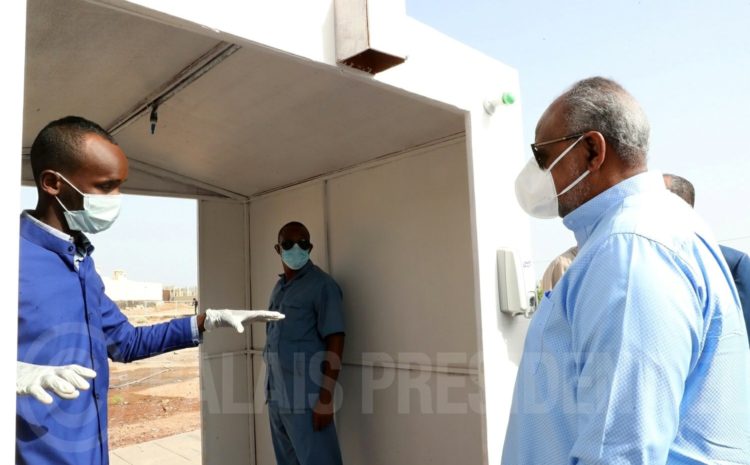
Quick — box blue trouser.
[268,401,343,465]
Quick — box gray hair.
[663,173,695,207]
[559,77,650,167]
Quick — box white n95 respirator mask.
[515,135,589,219]
[54,173,122,234]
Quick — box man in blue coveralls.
[17,116,283,465]
[264,221,346,465]
[504,78,750,464]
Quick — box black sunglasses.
[530,133,584,168]
[279,239,312,251]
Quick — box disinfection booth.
[17,0,536,463]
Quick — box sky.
[22,0,750,285]
[20,189,198,287]
[407,0,750,273]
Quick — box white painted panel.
[378,17,521,112]
[198,200,255,464]
[198,200,249,355]
[365,0,406,57]
[3,1,25,462]
[106,0,338,65]
[201,354,253,465]
[251,353,275,465]
[248,183,328,350]
[327,140,478,367]
[24,0,219,147]
[466,98,532,465]
[337,365,483,465]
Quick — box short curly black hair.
[277,221,310,242]
[29,116,117,183]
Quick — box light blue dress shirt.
[502,172,750,464]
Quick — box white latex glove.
[16,361,97,405]
[204,309,285,333]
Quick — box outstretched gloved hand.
[17,361,97,404]
[203,309,285,333]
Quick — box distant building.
[101,270,163,307]
[163,285,198,302]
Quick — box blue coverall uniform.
[263,260,345,465]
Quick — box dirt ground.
[108,303,201,450]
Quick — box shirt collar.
[22,210,73,243]
[562,171,665,246]
[21,210,94,256]
[278,259,314,282]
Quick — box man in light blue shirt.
[504,77,750,464]
[664,172,750,347]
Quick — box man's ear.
[38,170,62,196]
[585,131,606,172]
[274,244,281,255]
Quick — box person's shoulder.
[310,264,341,286]
[310,263,334,279]
[608,190,703,254]
[721,245,750,272]
[720,244,748,262]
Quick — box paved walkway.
[110,430,201,465]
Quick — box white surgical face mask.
[54,173,122,234]
[515,135,589,219]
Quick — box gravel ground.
[108,304,200,450]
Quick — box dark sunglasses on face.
[279,239,312,251]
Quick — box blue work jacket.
[721,244,750,346]
[16,214,197,465]
[264,261,345,411]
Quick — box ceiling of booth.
[23,0,465,199]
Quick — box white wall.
[3,1,26,462]
[102,274,163,302]
[198,199,255,465]
[245,138,483,464]
[329,139,483,464]
[98,0,337,65]
[378,19,534,464]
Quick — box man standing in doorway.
[264,221,346,465]
[17,116,283,465]
[664,172,750,346]
[504,77,750,463]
